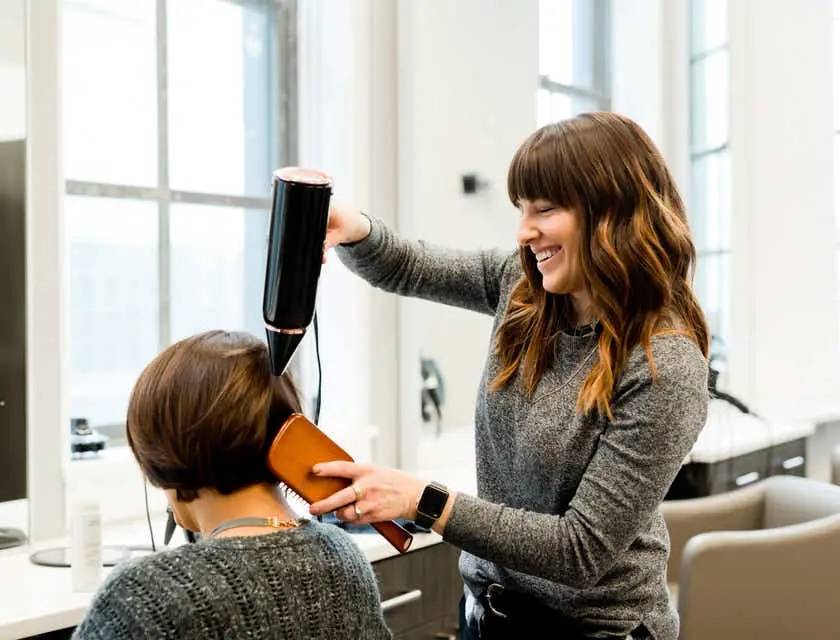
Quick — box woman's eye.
[538,207,554,214]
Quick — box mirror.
[0,0,28,549]
[29,546,131,568]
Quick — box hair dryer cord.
[313,311,322,425]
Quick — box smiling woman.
[515,202,585,310]
[314,111,710,640]
[498,113,709,416]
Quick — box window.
[689,0,731,364]
[537,0,611,126]
[62,0,293,440]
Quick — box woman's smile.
[535,246,562,272]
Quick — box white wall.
[299,0,538,471]
[0,0,26,141]
[0,0,24,63]
[728,0,840,417]
[395,0,537,466]
[611,1,668,154]
[391,0,836,469]
[297,0,373,452]
[614,0,840,421]
[297,0,400,465]
[26,0,68,541]
[611,0,690,193]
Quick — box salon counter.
[0,517,447,640]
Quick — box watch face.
[420,482,449,518]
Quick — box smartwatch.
[414,481,449,529]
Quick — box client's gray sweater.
[337,218,709,639]
[72,520,391,639]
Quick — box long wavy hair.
[492,112,709,418]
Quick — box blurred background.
[2,0,840,549]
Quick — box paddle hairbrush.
[267,413,413,553]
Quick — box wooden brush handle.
[267,414,415,553]
[372,521,413,553]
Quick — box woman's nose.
[517,217,538,246]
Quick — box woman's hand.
[307,461,427,524]
[322,203,372,264]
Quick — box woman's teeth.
[536,247,560,263]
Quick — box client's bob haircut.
[126,330,302,502]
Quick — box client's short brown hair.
[126,330,302,502]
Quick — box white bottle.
[70,497,103,592]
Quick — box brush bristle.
[284,487,309,509]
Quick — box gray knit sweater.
[336,218,709,639]
[72,519,391,639]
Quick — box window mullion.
[539,76,605,103]
[277,0,297,166]
[156,0,171,350]
[65,181,270,209]
[592,0,611,106]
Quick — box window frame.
[537,0,612,124]
[688,0,731,365]
[63,0,298,442]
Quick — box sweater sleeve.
[334,216,518,317]
[442,336,709,589]
[327,528,394,639]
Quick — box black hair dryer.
[263,167,333,376]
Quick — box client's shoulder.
[299,518,370,560]
[293,520,380,581]
[80,550,181,620]
[98,544,196,592]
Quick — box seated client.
[73,329,392,640]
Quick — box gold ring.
[352,484,362,501]
[353,504,363,520]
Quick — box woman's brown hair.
[126,330,302,501]
[494,112,709,418]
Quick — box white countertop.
[0,515,442,640]
[688,399,815,463]
[413,401,815,468]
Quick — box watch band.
[414,510,436,530]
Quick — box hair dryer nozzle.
[262,167,332,375]
[266,329,305,377]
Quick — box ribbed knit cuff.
[335,212,384,259]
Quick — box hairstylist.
[309,112,710,640]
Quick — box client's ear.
[165,489,199,533]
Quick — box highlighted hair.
[492,112,709,418]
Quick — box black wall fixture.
[461,173,490,195]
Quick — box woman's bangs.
[507,125,579,210]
